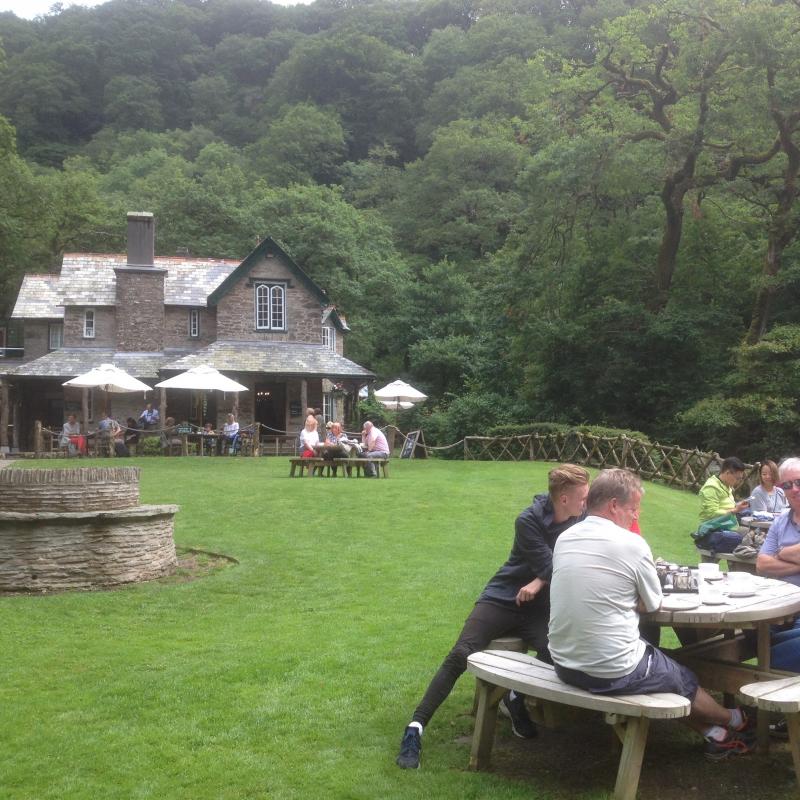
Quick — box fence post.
[34,420,43,457]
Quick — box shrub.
[140,436,162,456]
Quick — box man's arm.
[513,509,557,582]
[515,577,546,606]
[757,552,800,577]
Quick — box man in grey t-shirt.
[549,469,756,761]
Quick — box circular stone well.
[0,466,179,592]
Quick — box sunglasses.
[780,479,800,492]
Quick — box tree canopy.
[2,0,800,457]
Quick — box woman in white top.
[750,460,787,513]
[223,413,240,454]
[299,415,320,457]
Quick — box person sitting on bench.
[222,413,240,455]
[395,464,590,770]
[549,468,755,761]
[361,421,390,478]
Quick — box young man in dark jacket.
[396,464,590,769]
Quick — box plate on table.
[727,590,756,598]
[700,595,728,605]
[661,596,700,611]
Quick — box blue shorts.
[554,643,699,701]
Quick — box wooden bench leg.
[787,713,800,789]
[469,679,504,771]
[607,714,649,800]
[290,462,297,477]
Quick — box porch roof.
[162,340,374,380]
[3,348,178,379]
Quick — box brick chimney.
[114,212,166,352]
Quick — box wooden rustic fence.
[463,432,760,493]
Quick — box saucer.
[700,596,728,605]
[727,590,756,598]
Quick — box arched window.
[255,284,286,330]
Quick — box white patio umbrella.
[378,400,415,410]
[373,380,427,406]
[63,363,152,394]
[155,365,248,393]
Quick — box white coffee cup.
[727,571,754,592]
[701,584,725,604]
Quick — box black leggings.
[411,600,550,727]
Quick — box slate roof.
[162,341,374,379]
[12,254,240,317]
[11,275,64,319]
[5,349,183,379]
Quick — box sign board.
[289,401,302,417]
[400,430,426,459]
[176,424,192,434]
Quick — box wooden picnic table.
[644,573,800,750]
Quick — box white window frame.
[189,308,200,338]
[83,309,95,339]
[49,323,64,350]
[322,326,336,350]
[322,392,333,423]
[255,283,287,331]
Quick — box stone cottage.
[0,212,374,452]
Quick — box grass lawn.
[1,458,796,799]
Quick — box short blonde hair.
[548,464,590,501]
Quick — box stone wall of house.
[164,306,216,349]
[215,253,323,343]
[0,466,178,592]
[21,320,50,361]
[63,306,116,347]
[114,268,165,352]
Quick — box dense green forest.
[1,0,799,458]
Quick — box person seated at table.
[698,456,750,522]
[59,414,85,455]
[299,416,319,458]
[750,460,788,514]
[317,421,350,460]
[339,425,363,455]
[138,402,160,431]
[200,421,216,455]
[549,468,755,761]
[756,458,800,676]
[222,413,240,455]
[96,412,122,456]
[396,464,590,770]
[361,420,390,478]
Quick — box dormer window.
[322,326,335,350]
[255,283,286,331]
[189,308,200,338]
[83,309,95,339]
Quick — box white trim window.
[83,309,95,339]
[189,308,200,338]
[49,323,64,350]
[255,284,286,331]
[322,326,336,350]
[323,392,333,423]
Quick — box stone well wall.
[0,466,140,512]
[0,466,178,592]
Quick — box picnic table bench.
[288,457,389,478]
[467,649,690,800]
[696,548,757,574]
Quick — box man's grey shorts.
[554,643,699,701]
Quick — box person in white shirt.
[361,420,389,477]
[549,468,755,761]
[222,413,240,455]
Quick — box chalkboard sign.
[176,424,192,434]
[289,401,302,417]
[400,430,426,459]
